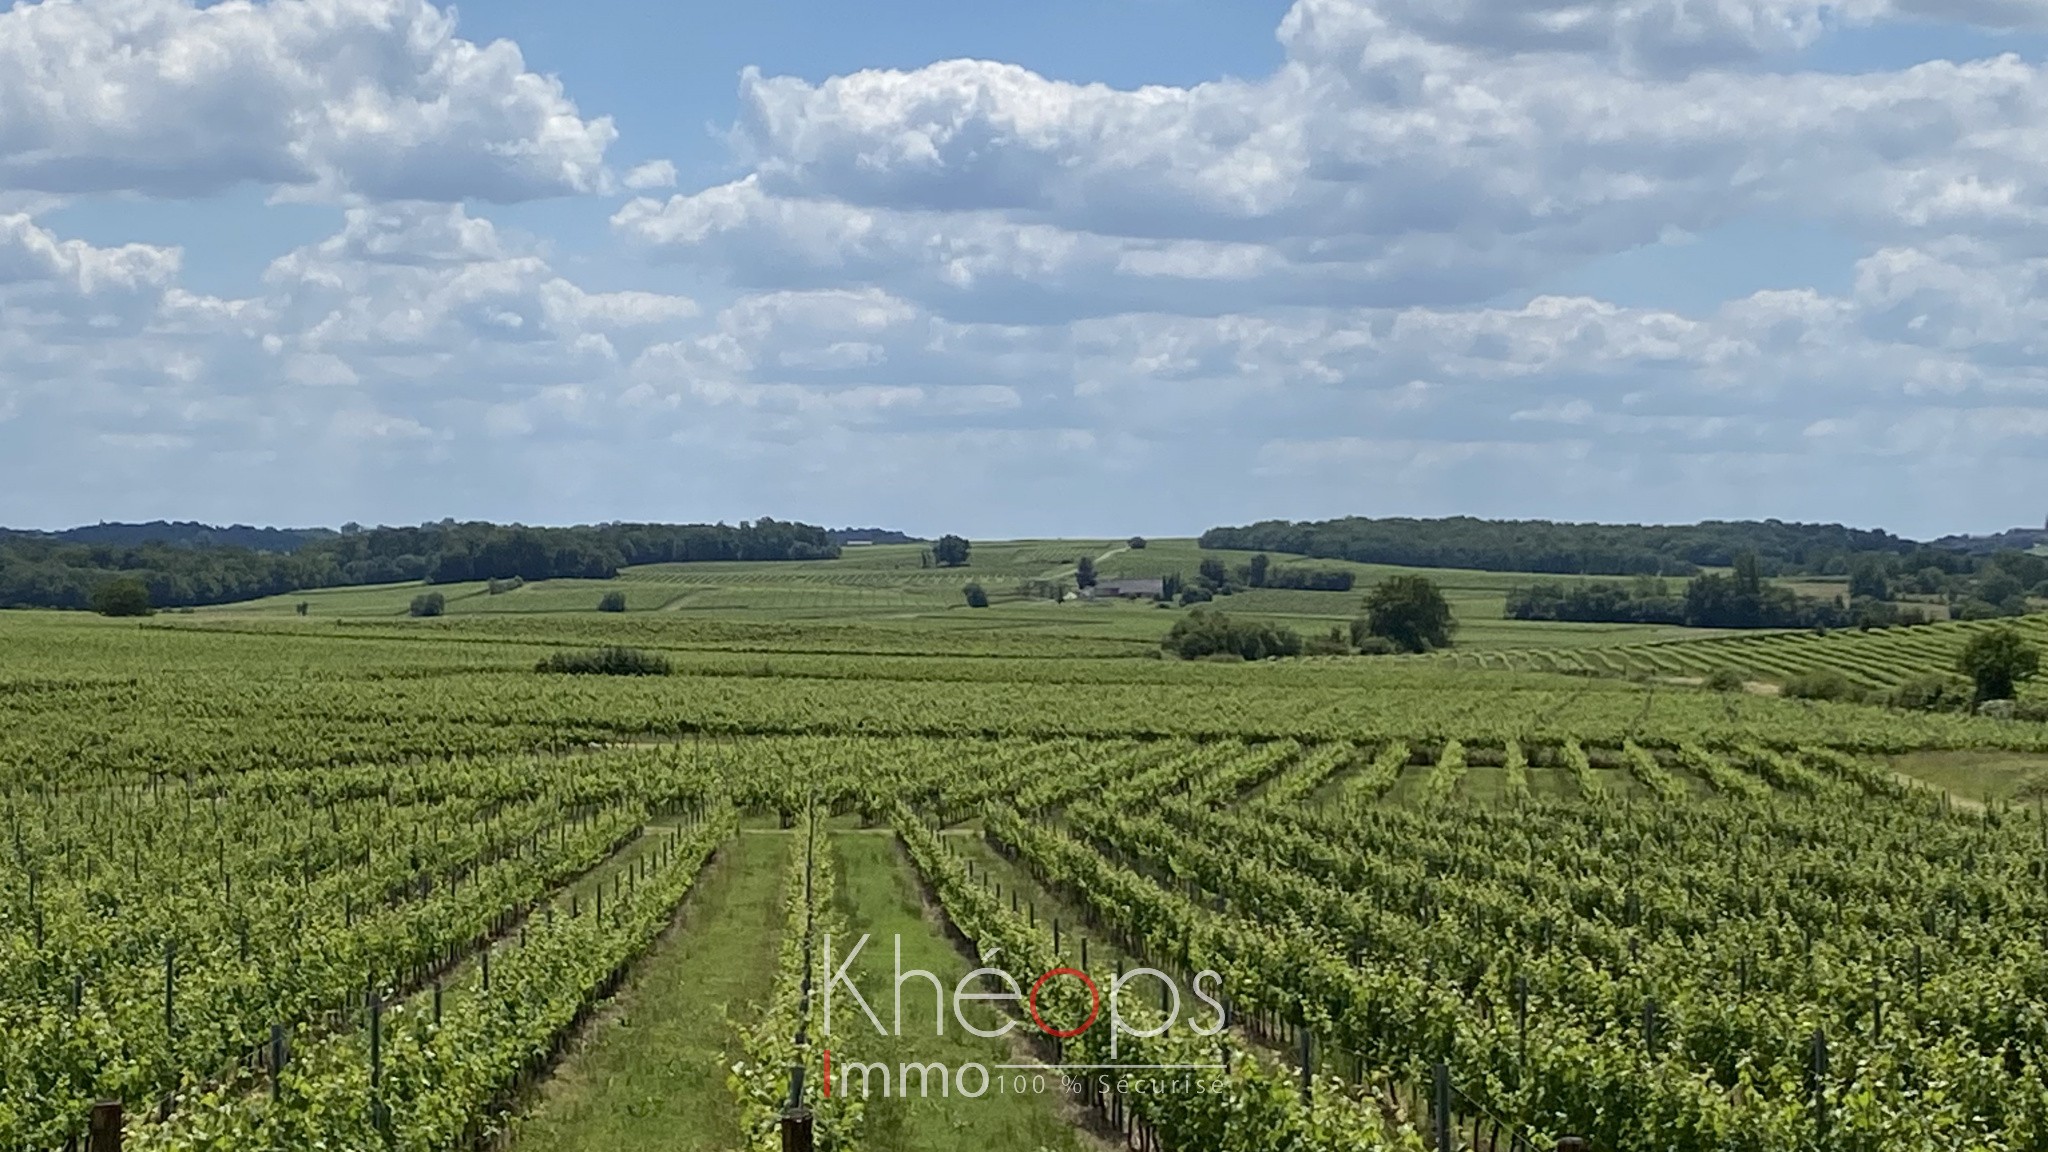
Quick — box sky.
[4,0,2048,539]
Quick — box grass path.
[829,832,1102,1152]
[503,831,790,1152]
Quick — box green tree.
[1848,559,1891,601]
[1359,575,1455,653]
[1958,625,2041,702]
[1127,536,1147,549]
[1075,556,1097,589]
[932,534,971,568]
[1247,553,1270,587]
[295,601,310,617]
[1733,550,1763,598]
[1198,557,1228,589]
[408,592,446,618]
[597,590,628,612]
[91,578,153,617]
[1161,608,1302,660]
[1978,570,2027,616]
[963,582,990,608]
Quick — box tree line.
[1503,556,1882,630]
[0,518,838,611]
[1200,515,1946,577]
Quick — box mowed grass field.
[194,537,1722,651]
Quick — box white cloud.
[622,160,679,191]
[7,0,2048,535]
[0,0,615,201]
[0,214,179,294]
[614,2,2048,325]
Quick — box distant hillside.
[1200,516,1926,577]
[828,527,922,545]
[0,518,838,611]
[1929,527,2048,555]
[0,521,332,552]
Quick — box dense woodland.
[0,519,837,610]
[1508,549,2048,629]
[1201,515,1952,576]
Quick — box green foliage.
[932,534,971,567]
[90,577,152,617]
[1246,553,1270,587]
[1704,667,1746,693]
[1888,672,1972,712]
[1848,557,1891,600]
[1160,608,1303,660]
[534,646,673,675]
[1360,575,1454,652]
[1201,514,1922,576]
[1127,536,1147,549]
[1958,625,2042,702]
[1305,626,1352,656]
[1075,555,1096,588]
[408,591,446,618]
[486,576,525,595]
[597,590,628,613]
[962,582,989,608]
[1781,667,1856,701]
[0,518,840,611]
[1350,632,1400,656]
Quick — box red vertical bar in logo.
[824,1049,832,1098]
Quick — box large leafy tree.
[1958,625,2041,702]
[1358,575,1455,653]
[90,578,152,617]
[932,534,971,568]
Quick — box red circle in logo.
[1028,967,1101,1038]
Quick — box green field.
[1441,609,2048,698]
[198,536,1724,653]
[10,541,2048,1152]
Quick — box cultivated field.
[8,548,2048,1152]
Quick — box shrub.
[1781,667,1854,701]
[91,578,153,617]
[535,646,672,676]
[1889,673,1972,713]
[597,590,628,613]
[408,592,446,618]
[487,576,524,595]
[1958,625,2041,703]
[1127,536,1147,549]
[963,582,990,608]
[1703,667,1746,693]
[1305,627,1354,656]
[1161,608,1303,661]
[1353,636,1401,656]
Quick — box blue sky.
[5,0,2048,539]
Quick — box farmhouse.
[1085,578,1164,600]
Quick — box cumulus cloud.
[7,0,2048,534]
[613,0,2048,327]
[622,160,679,191]
[0,0,615,201]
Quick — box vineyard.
[1433,613,2048,697]
[7,609,2048,1151]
